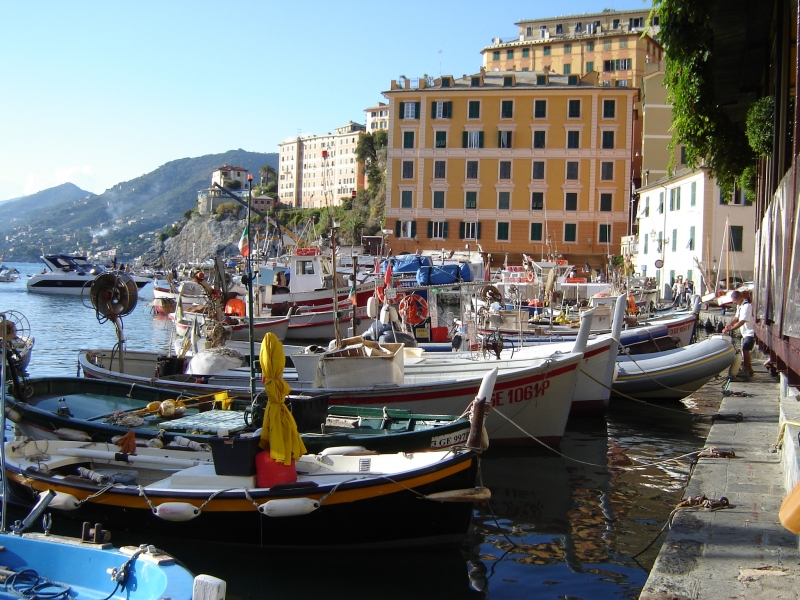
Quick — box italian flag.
[238,225,250,257]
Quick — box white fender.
[425,487,492,503]
[729,352,743,378]
[146,438,164,449]
[153,502,200,521]
[258,498,320,517]
[4,406,21,423]
[366,296,379,319]
[318,446,372,456]
[46,491,80,510]
[54,428,91,442]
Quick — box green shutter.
[431,101,437,119]
[459,222,465,239]
[395,220,401,237]
[444,102,452,118]
[411,221,417,238]
[462,131,468,148]
[476,222,482,239]
[478,131,484,148]
[427,221,433,238]
[414,102,420,118]
[498,131,502,148]
[443,222,448,238]
[398,102,405,120]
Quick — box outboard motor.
[363,321,417,347]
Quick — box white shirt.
[735,300,754,338]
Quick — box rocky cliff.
[139,214,245,266]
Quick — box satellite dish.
[89,274,138,318]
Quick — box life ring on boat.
[481,285,502,303]
[525,271,534,282]
[556,259,568,266]
[627,293,637,314]
[375,286,398,304]
[295,248,319,256]
[398,293,429,325]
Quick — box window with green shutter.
[599,193,612,211]
[498,191,510,209]
[532,161,545,179]
[730,226,744,251]
[401,190,413,208]
[565,193,577,211]
[468,101,480,119]
[690,181,696,206]
[568,99,581,118]
[534,99,546,118]
[567,131,579,148]
[530,222,543,241]
[466,161,478,179]
[602,131,614,149]
[465,191,477,209]
[600,224,611,243]
[435,131,447,148]
[564,223,577,242]
[501,100,513,118]
[603,99,615,118]
[497,222,510,240]
[531,192,543,210]
[672,229,677,252]
[533,131,546,148]
[433,190,445,208]
[433,161,446,179]
[403,131,414,149]
[431,101,452,119]
[499,161,511,179]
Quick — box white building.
[364,102,389,132]
[635,167,756,298]
[278,121,366,208]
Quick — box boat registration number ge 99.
[430,430,469,448]
[491,380,551,407]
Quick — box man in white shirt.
[671,277,685,308]
[722,290,755,378]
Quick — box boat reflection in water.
[468,394,715,599]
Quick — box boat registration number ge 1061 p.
[430,430,470,448]
[491,380,551,407]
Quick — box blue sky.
[0,0,649,201]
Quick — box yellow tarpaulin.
[258,332,307,464]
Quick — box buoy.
[54,428,91,442]
[4,406,21,423]
[258,498,320,517]
[153,502,200,521]
[146,438,164,449]
[425,487,492,502]
[159,400,176,417]
[47,491,79,510]
[366,296,378,319]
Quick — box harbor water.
[0,262,727,599]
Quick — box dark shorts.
[742,336,756,352]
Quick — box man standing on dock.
[722,290,755,378]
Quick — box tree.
[259,164,277,186]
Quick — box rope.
[775,420,800,450]
[4,569,72,600]
[579,368,701,416]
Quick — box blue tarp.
[380,255,433,274]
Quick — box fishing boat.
[26,255,151,295]
[4,376,475,455]
[611,335,737,401]
[0,265,19,283]
[1,310,34,371]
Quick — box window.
[433,190,445,208]
[399,102,420,119]
[470,77,481,87]
[730,226,744,251]
[567,131,580,149]
[670,187,681,210]
[530,222,543,241]
[396,220,416,238]
[506,49,514,59]
[600,162,614,180]
[599,224,611,243]
[466,161,478,179]
[540,25,547,38]
[537,75,547,85]
[630,17,644,28]
[612,19,620,29]
[460,222,481,239]
[603,59,632,71]
[533,131,546,148]
[566,161,578,179]
[431,101,452,119]
[498,130,513,148]
[499,161,511,179]
[403,131,414,149]
[501,100,514,118]
[564,43,572,54]
[568,99,581,118]
[463,131,484,148]
[465,191,477,209]
[555,24,563,34]
[543,46,551,56]
[603,99,616,118]
[497,222,510,241]
[688,225,696,250]
[435,131,447,148]
[493,51,500,60]
[498,191,510,209]
[690,181,697,206]
[619,38,628,49]
[615,80,629,88]
[433,160,446,179]
[468,101,480,119]
[574,22,582,32]
[565,193,578,211]
[564,223,577,242]
[522,48,529,58]
[402,161,414,179]
[563,64,572,75]
[531,192,544,210]
[401,190,413,208]
[643,235,648,254]
[601,131,614,149]
[532,161,545,179]
[428,221,448,238]
[503,76,513,87]
[599,193,612,211]
[586,61,594,73]
[672,229,678,252]
[604,39,612,50]
[680,146,687,165]
[586,41,595,52]
[658,191,664,213]
[441,77,451,88]
[534,99,546,118]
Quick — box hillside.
[0,183,95,233]
[0,149,277,262]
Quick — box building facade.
[383,71,638,270]
[197,165,250,215]
[635,168,756,298]
[277,121,366,208]
[481,9,661,89]
[365,102,389,132]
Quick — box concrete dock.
[640,368,800,599]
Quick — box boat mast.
[246,174,256,404]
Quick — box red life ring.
[295,248,319,256]
[526,271,535,282]
[398,293,429,325]
[627,293,637,314]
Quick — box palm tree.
[259,164,276,186]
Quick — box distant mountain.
[0,149,277,262]
[0,183,94,232]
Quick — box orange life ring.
[526,271,534,282]
[398,293,429,325]
[375,286,398,304]
[627,293,637,314]
[556,259,568,266]
[295,248,319,256]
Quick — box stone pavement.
[640,368,800,599]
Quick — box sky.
[0,0,649,201]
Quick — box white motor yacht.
[26,254,151,295]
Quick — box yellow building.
[481,8,661,89]
[383,71,638,269]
